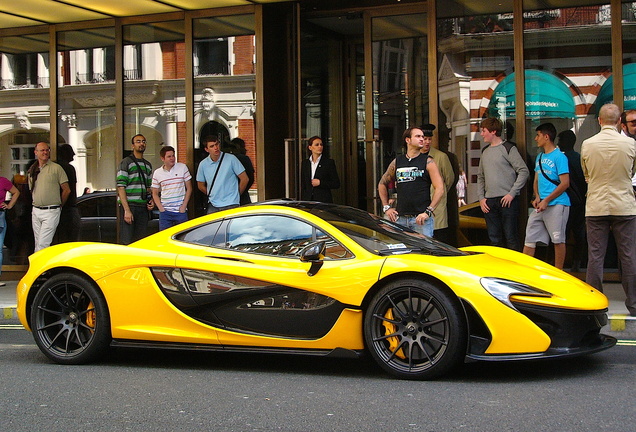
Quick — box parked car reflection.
[77,191,159,243]
[457,202,489,247]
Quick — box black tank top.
[395,153,432,215]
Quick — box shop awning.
[488,70,576,119]
[596,63,636,111]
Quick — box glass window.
[372,13,429,184]
[123,21,186,175]
[177,220,224,246]
[193,14,257,217]
[437,1,514,203]
[623,1,636,111]
[0,33,51,264]
[57,28,116,194]
[226,215,316,257]
[523,2,612,165]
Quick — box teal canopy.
[488,70,576,119]
[596,63,636,110]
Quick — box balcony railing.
[124,69,141,80]
[194,65,229,76]
[0,78,49,90]
[75,72,114,84]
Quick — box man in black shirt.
[378,126,445,237]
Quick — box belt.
[34,205,60,210]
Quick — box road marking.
[617,340,636,346]
[0,344,34,349]
[0,324,24,330]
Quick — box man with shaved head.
[581,103,636,316]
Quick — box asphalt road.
[1,324,635,432]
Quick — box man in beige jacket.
[581,103,636,316]
[420,124,456,245]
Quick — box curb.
[604,314,636,340]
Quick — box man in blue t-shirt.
[196,135,248,214]
[523,123,571,269]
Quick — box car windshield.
[272,202,466,257]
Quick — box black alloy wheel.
[364,279,467,380]
[31,273,111,364]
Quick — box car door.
[172,213,383,346]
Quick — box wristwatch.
[383,205,391,213]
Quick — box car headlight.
[480,278,552,311]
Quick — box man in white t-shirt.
[151,146,192,230]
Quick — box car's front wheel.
[31,273,111,364]
[364,279,467,380]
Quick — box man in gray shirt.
[477,118,529,250]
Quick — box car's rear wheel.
[31,273,111,364]
[364,279,467,380]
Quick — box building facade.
[1,0,635,268]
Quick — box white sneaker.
[0,282,6,287]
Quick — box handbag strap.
[206,152,225,201]
[538,154,560,187]
[130,156,149,188]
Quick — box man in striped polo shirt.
[151,146,192,230]
[116,134,154,244]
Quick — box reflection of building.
[1,0,635,270]
[437,4,635,202]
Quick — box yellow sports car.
[16,201,615,380]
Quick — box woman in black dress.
[300,136,340,203]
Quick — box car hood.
[380,245,608,311]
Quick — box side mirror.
[299,240,326,276]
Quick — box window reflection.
[57,28,116,193]
[241,291,336,310]
[623,2,636,110]
[437,1,514,202]
[123,20,186,174]
[523,3,611,167]
[193,14,257,216]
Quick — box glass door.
[299,4,428,211]
[367,10,429,213]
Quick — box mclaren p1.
[16,201,616,379]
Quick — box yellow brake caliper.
[383,307,406,359]
[85,301,96,332]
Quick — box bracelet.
[424,207,433,218]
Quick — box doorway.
[300,4,429,212]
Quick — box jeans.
[397,215,435,237]
[484,196,520,250]
[159,211,188,230]
[120,204,149,245]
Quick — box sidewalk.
[2,278,634,339]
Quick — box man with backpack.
[477,118,529,250]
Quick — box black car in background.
[77,191,159,243]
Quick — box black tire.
[364,278,467,380]
[30,273,111,364]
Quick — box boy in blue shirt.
[523,123,571,269]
